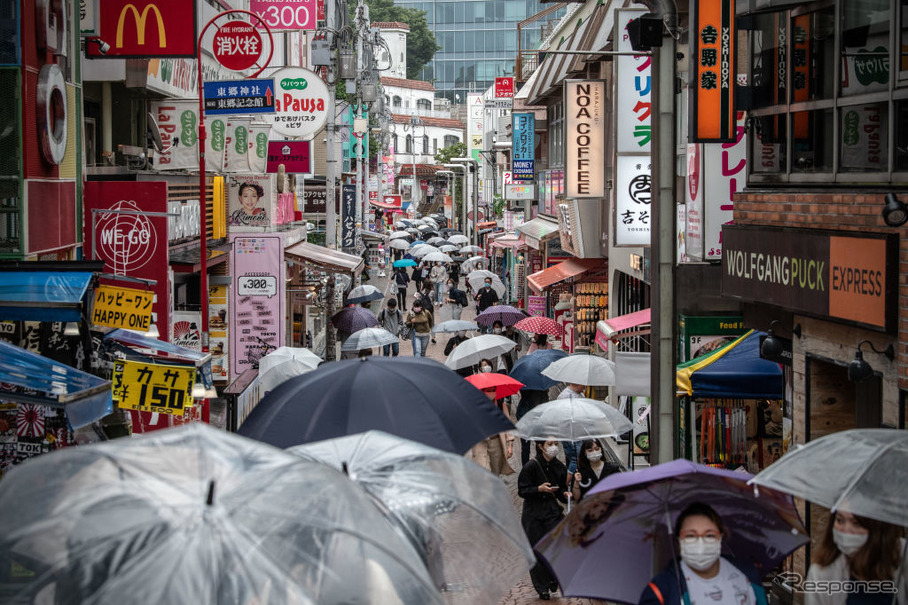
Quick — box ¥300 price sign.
[112,360,196,416]
[250,0,317,31]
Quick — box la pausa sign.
[721,225,897,332]
[267,67,329,138]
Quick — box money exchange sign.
[112,360,196,416]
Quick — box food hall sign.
[564,80,605,198]
[721,225,897,332]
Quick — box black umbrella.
[238,357,514,453]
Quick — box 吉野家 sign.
[203,79,275,115]
[266,140,311,173]
[690,0,736,142]
[92,285,154,331]
[86,0,197,58]
[512,113,535,181]
[112,360,196,416]
[564,80,606,198]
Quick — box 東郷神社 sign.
[203,79,275,115]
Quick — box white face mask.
[585,451,602,462]
[679,537,722,571]
[480,365,492,373]
[833,529,869,556]
[544,445,559,458]
[493,328,502,334]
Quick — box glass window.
[900,0,908,83]
[751,115,788,174]
[392,96,402,108]
[895,100,908,170]
[422,135,429,154]
[790,7,836,104]
[840,103,888,172]
[417,99,432,110]
[750,12,787,110]
[406,135,413,154]
[841,0,890,96]
[791,108,834,172]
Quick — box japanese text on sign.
[92,285,154,331]
[203,79,275,116]
[112,360,196,417]
[691,0,736,142]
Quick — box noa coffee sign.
[265,67,329,138]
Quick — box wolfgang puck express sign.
[722,225,897,332]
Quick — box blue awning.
[0,339,112,428]
[0,271,93,321]
[103,329,214,388]
[677,330,784,399]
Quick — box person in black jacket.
[570,439,622,500]
[515,389,549,467]
[518,439,570,600]
[392,266,410,310]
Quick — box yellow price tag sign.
[112,360,196,416]
[92,285,155,331]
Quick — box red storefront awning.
[527,258,602,293]
[598,308,651,337]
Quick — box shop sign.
[701,111,746,259]
[301,184,326,214]
[228,174,275,229]
[383,194,402,207]
[494,77,514,98]
[678,314,745,362]
[685,144,704,260]
[172,311,202,352]
[527,295,547,317]
[615,155,651,246]
[266,67,329,138]
[87,0,197,58]
[690,0,736,142]
[722,226,897,332]
[168,200,201,241]
[512,113,535,181]
[266,140,311,173]
[341,184,356,250]
[616,8,651,154]
[212,22,265,71]
[203,79,276,116]
[505,184,535,200]
[251,0,317,31]
[564,80,606,198]
[468,94,483,163]
[208,284,230,382]
[91,285,154,331]
[112,360,196,416]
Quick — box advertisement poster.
[616,8,651,154]
[527,295,547,317]
[685,144,704,260]
[225,117,253,173]
[266,67,330,138]
[172,311,202,351]
[228,174,274,228]
[230,234,286,378]
[702,112,746,259]
[208,284,230,382]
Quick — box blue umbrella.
[509,349,568,390]
[330,306,378,333]
[237,357,515,453]
[393,259,417,268]
[408,240,427,247]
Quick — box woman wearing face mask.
[805,510,908,605]
[492,320,504,335]
[570,439,623,500]
[467,387,516,478]
[518,439,571,600]
[639,502,767,605]
[476,358,496,374]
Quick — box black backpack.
[454,289,469,307]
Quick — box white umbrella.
[515,397,634,441]
[542,354,617,386]
[422,251,453,263]
[438,245,458,253]
[341,327,399,351]
[432,320,480,334]
[466,270,505,297]
[461,255,489,273]
[410,245,440,258]
[417,224,433,231]
[445,334,516,370]
[389,231,411,240]
[390,239,410,250]
[258,346,322,392]
[458,245,483,254]
[448,234,469,245]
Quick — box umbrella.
[418,225,433,231]
[750,428,908,527]
[431,319,480,334]
[340,327,398,351]
[542,353,617,386]
[458,245,483,254]
[438,245,458,253]
[448,234,469,245]
[461,256,489,273]
[393,259,418,268]
[427,237,446,245]
[258,346,322,392]
[508,349,569,391]
[514,397,634,441]
[422,251,453,263]
[289,431,535,603]
[475,305,527,328]
[346,284,384,304]
[238,357,514,454]
[408,239,427,247]
[0,424,443,605]
[466,269,503,294]
[514,316,565,337]
[445,334,517,370]
[390,239,410,250]
[410,245,440,258]
[535,460,809,603]
[331,306,379,333]
[465,373,525,399]
[389,231,412,240]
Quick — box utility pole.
[325,0,339,250]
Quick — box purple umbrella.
[475,305,527,327]
[330,306,379,334]
[535,459,808,604]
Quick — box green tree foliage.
[434,142,468,165]
[353,0,439,79]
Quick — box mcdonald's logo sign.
[88,0,197,59]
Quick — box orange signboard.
[691,0,735,142]
[829,237,887,327]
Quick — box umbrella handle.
[566,492,571,514]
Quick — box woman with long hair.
[569,439,622,500]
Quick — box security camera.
[87,38,111,55]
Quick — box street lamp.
[443,163,467,233]
[451,157,480,246]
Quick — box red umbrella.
[465,373,525,399]
[513,316,565,336]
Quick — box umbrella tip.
[206,480,216,506]
[342,462,349,476]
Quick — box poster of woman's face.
[228,175,273,228]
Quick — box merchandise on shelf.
[572,281,608,349]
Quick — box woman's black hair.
[534,333,548,345]
[238,182,265,198]
[492,320,504,329]
[674,502,725,537]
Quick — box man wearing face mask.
[518,439,570,600]
[475,279,499,332]
[639,502,767,605]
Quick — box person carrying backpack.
[377,298,403,357]
[444,279,468,320]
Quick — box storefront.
[488,233,528,307]
[517,215,559,312]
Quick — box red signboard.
[495,77,514,98]
[383,195,402,207]
[266,140,311,173]
[213,22,264,71]
[86,0,197,58]
[251,0,318,31]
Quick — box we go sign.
[251,0,317,31]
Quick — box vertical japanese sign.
[467,93,483,165]
[565,81,606,198]
[512,113,535,181]
[230,234,285,379]
[208,284,230,382]
[615,156,652,246]
[792,14,811,139]
[702,112,746,259]
[690,0,735,142]
[341,184,356,250]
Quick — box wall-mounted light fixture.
[882,193,908,227]
[760,320,801,362]
[848,339,895,382]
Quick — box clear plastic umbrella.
[422,251,453,263]
[289,431,535,603]
[432,320,480,334]
[438,245,458,253]
[0,424,443,605]
[466,270,505,297]
[515,397,634,441]
[445,334,516,370]
[389,231,411,240]
[458,245,483,255]
[461,256,488,273]
[410,245,440,258]
[390,239,410,250]
[448,234,469,245]
[341,327,398,351]
[347,284,384,304]
[542,353,617,386]
[258,346,322,393]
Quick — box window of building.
[405,134,413,154]
[393,96,402,108]
[444,135,459,147]
[433,138,438,153]
[417,98,432,111]
[422,135,429,154]
[392,134,399,151]
[548,100,564,168]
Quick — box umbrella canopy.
[346,284,384,304]
[465,373,525,399]
[0,424,443,605]
[458,245,483,254]
[536,460,808,603]
[422,251,453,263]
[448,234,469,245]
[509,349,569,391]
[514,397,634,441]
[514,316,565,337]
[289,431,534,604]
[408,239,427,247]
[475,305,527,328]
[340,327,398,351]
[390,239,410,250]
[393,259,418,268]
[445,334,517,370]
[676,330,783,399]
[461,256,489,273]
[410,245,440,258]
[431,320,480,334]
[389,231,412,240]
[438,245,458,253]
[750,428,908,527]
[426,237,446,245]
[417,225,433,231]
[466,272,505,298]
[542,353,617,386]
[331,306,379,333]
[258,346,322,392]
[238,357,514,454]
